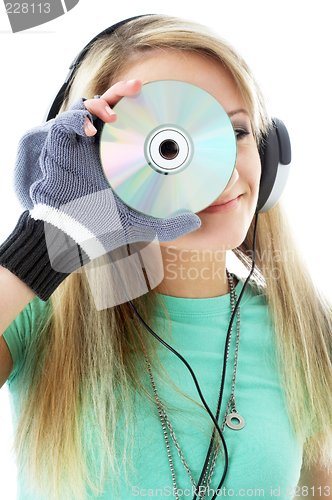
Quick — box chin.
[161,219,249,253]
[195,212,252,249]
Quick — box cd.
[99,80,237,219]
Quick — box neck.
[154,244,234,298]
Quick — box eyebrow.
[228,109,250,117]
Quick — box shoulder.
[2,296,51,384]
[234,274,273,331]
[5,295,51,332]
[235,273,268,305]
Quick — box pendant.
[225,412,245,430]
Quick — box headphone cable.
[193,212,259,500]
[107,212,259,499]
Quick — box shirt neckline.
[154,275,254,316]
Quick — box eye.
[234,127,250,141]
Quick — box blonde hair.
[13,14,332,500]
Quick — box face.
[117,50,261,253]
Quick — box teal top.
[3,277,304,499]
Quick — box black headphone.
[45,14,291,215]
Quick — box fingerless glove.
[0,99,201,301]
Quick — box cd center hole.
[159,139,179,160]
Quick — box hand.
[29,84,201,275]
[12,80,142,211]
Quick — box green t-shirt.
[3,277,304,499]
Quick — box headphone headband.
[45,15,152,122]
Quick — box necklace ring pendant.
[225,412,245,430]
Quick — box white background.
[0,1,331,498]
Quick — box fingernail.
[105,105,115,116]
[127,79,136,84]
[85,117,97,133]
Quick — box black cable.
[107,248,229,473]
[194,212,259,500]
[107,212,259,499]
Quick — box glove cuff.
[0,211,87,301]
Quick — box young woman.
[1,14,332,500]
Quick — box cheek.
[237,145,261,196]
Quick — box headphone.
[45,14,291,215]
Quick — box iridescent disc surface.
[100,80,237,219]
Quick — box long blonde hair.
[13,14,332,499]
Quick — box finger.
[83,97,117,124]
[101,79,143,106]
[84,80,143,120]
[84,117,97,136]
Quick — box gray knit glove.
[28,98,200,271]
[13,119,53,211]
[0,98,201,301]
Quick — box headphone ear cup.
[256,118,291,213]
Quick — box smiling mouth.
[198,194,243,214]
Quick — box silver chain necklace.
[144,270,244,500]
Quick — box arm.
[295,435,332,500]
[296,462,331,499]
[0,80,200,383]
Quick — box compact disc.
[99,80,237,219]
